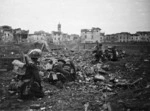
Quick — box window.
[91,35,93,39]
[85,35,87,39]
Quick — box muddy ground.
[0,46,150,111]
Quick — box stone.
[94,74,105,81]
[30,104,41,109]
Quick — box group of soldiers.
[9,42,125,100]
[92,42,125,63]
[9,49,76,100]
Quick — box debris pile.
[0,45,150,111]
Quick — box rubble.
[0,44,150,111]
[94,74,105,82]
[30,104,41,109]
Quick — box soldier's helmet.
[28,49,42,59]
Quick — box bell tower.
[58,23,61,32]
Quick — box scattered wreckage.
[8,47,77,99]
[92,45,126,63]
[0,43,149,111]
[0,45,23,72]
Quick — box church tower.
[58,23,61,32]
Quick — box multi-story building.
[105,31,150,43]
[70,34,80,41]
[130,34,140,42]
[45,33,53,43]
[0,25,14,43]
[117,32,131,42]
[14,28,29,43]
[81,27,105,43]
[105,34,118,42]
[28,31,52,43]
[61,34,80,42]
[52,23,63,45]
[52,23,71,44]
[0,25,29,43]
[52,23,80,44]
[61,33,70,42]
[28,34,43,43]
[136,31,150,42]
[52,31,62,44]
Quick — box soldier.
[93,41,103,62]
[47,59,67,85]
[45,59,53,71]
[63,58,76,81]
[111,46,119,61]
[19,49,44,99]
[47,58,76,86]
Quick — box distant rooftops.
[14,28,29,34]
[136,31,150,35]
[0,25,12,29]
[0,25,13,32]
[106,31,150,36]
[119,32,131,34]
[52,31,61,35]
[81,27,101,32]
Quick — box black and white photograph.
[0,0,150,110]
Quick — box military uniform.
[19,50,44,99]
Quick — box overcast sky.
[0,0,150,34]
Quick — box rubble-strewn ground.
[0,44,150,111]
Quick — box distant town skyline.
[0,0,150,35]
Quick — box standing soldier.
[111,46,118,61]
[93,41,103,62]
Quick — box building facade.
[52,31,62,44]
[81,27,104,43]
[105,34,118,42]
[136,31,150,42]
[70,34,80,41]
[0,25,29,43]
[52,23,80,44]
[61,33,70,42]
[105,31,150,43]
[14,28,29,43]
[28,34,45,43]
[0,26,14,43]
[130,34,140,42]
[117,32,131,42]
[52,23,62,45]
[52,23,71,44]
[27,31,52,43]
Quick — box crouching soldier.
[10,49,44,100]
[47,59,68,84]
[47,58,76,85]
[63,58,76,81]
[19,49,44,99]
